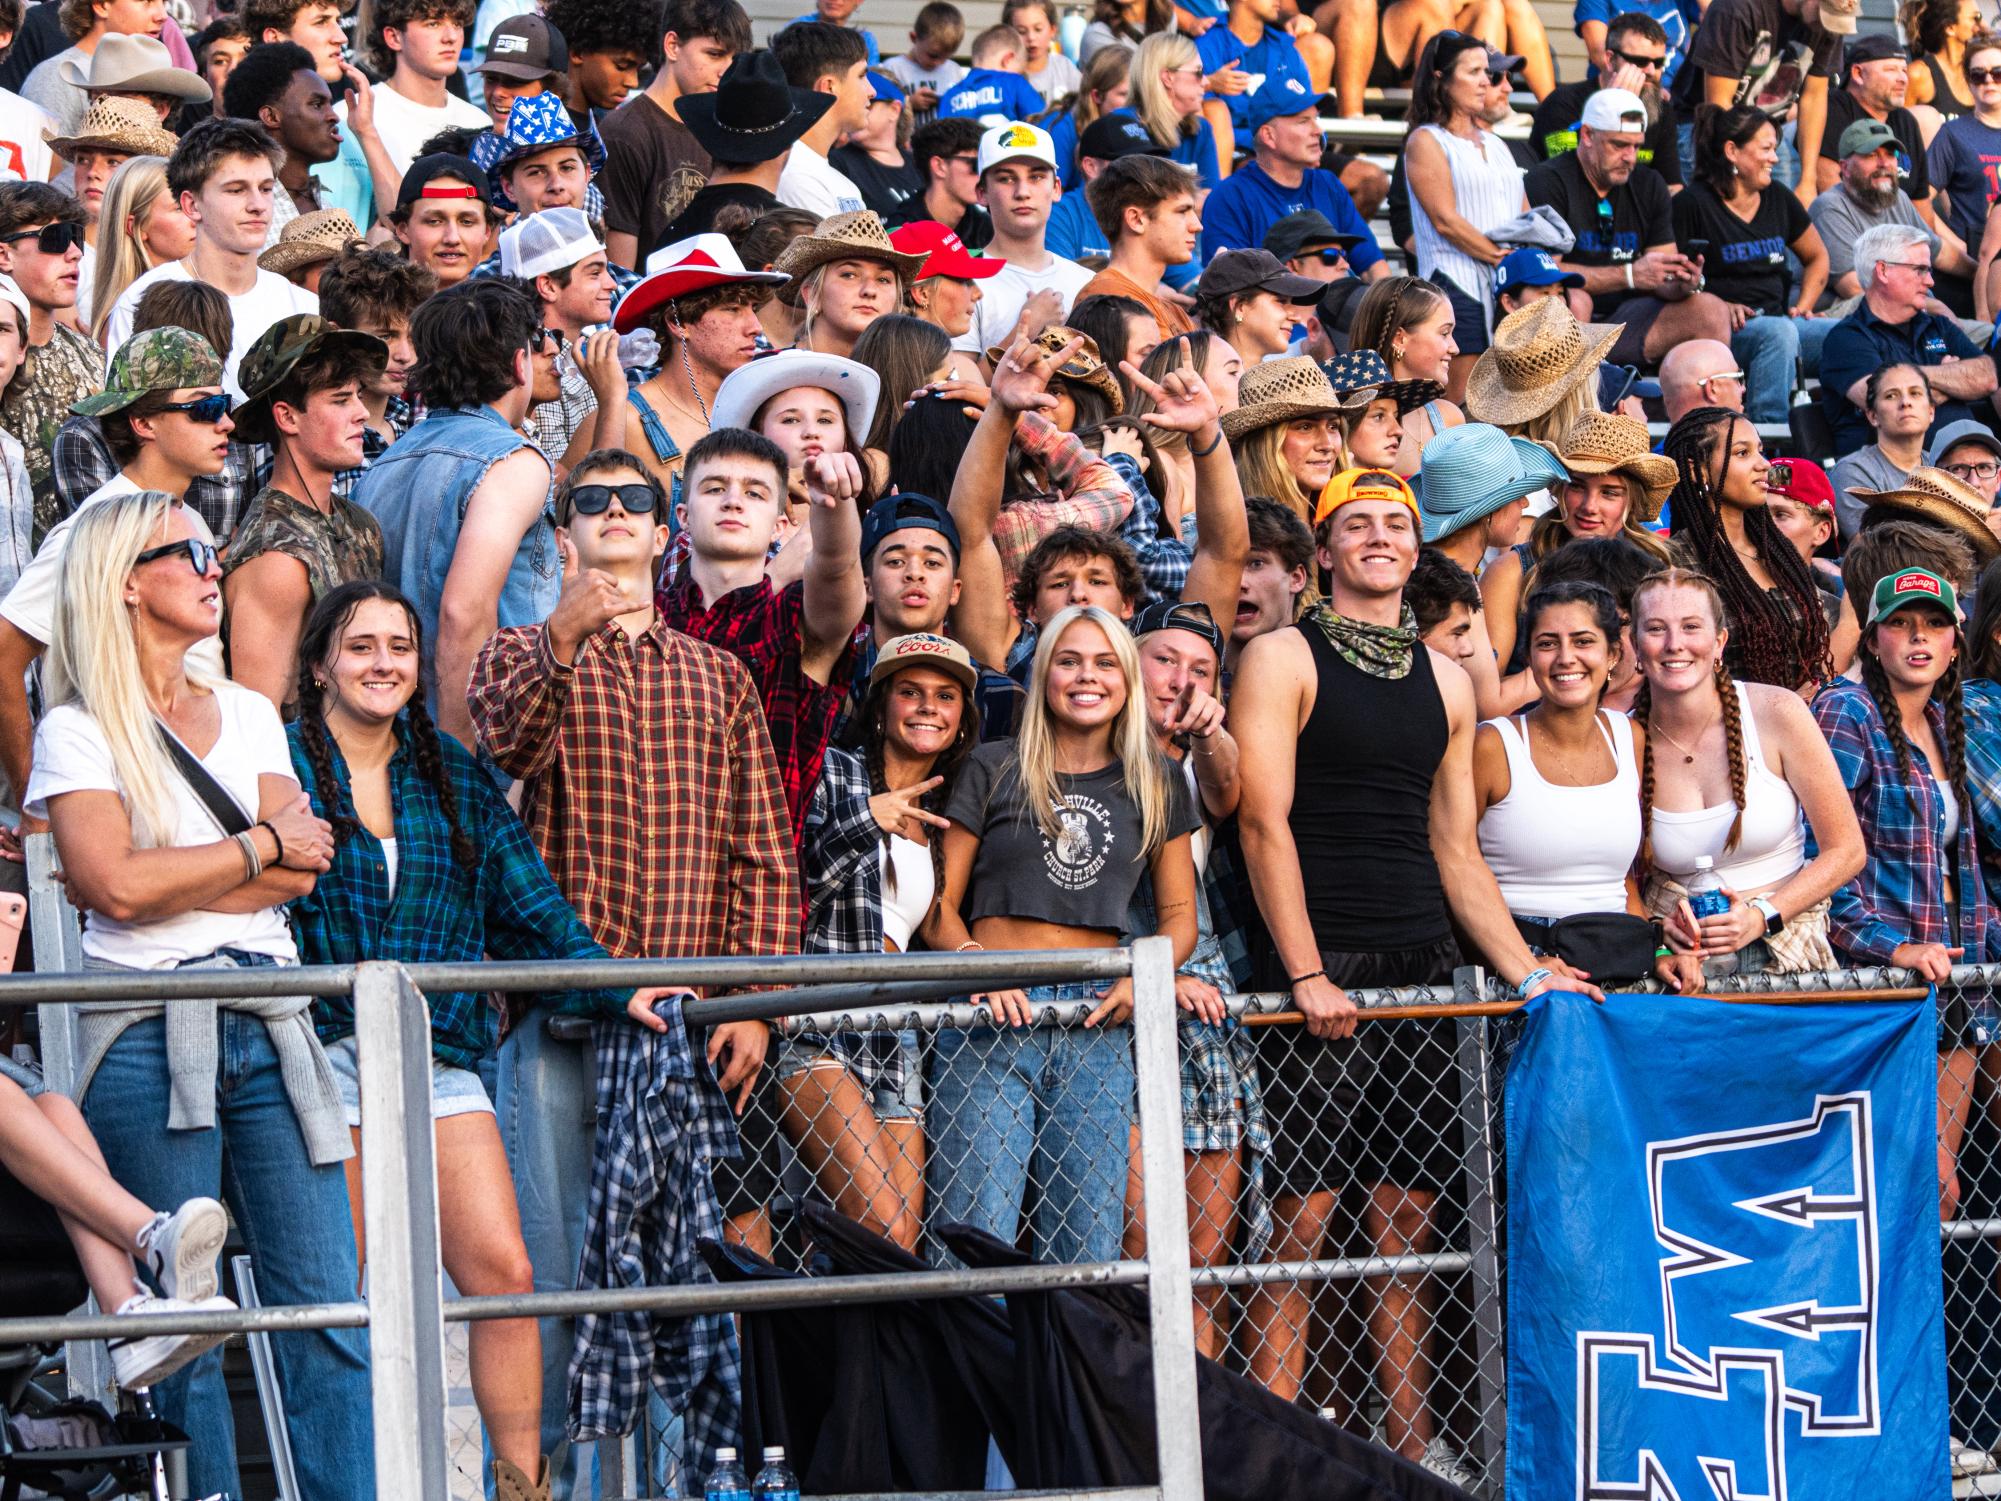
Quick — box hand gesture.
[1293,972,1357,1039]
[988,331,1085,416]
[1891,942,1964,983]
[1162,682,1226,740]
[1206,60,1251,94]
[340,62,377,140]
[577,329,624,404]
[1009,287,1064,347]
[625,985,696,1033]
[1123,343,1223,445]
[1608,59,1648,94]
[1175,973,1226,1024]
[266,794,334,872]
[547,533,631,663]
[868,775,950,837]
[803,450,865,508]
[706,1019,768,1114]
[1096,420,1147,464]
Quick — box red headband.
[418,182,480,200]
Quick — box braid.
[1858,647,1917,781]
[293,674,361,846]
[1715,661,1747,851]
[1943,656,1973,833]
[404,702,478,871]
[1635,679,1655,867]
[863,730,897,898]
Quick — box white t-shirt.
[344,85,493,185]
[105,261,318,399]
[26,679,299,968]
[0,88,55,182]
[1028,54,1082,101]
[881,55,966,97]
[777,141,867,220]
[953,252,1096,354]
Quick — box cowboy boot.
[493,1456,552,1501]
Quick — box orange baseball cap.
[1315,466,1419,526]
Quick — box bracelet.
[257,819,284,864]
[1624,261,1635,290]
[233,830,262,881]
[1287,968,1326,989]
[956,940,984,952]
[1516,966,1555,999]
[1655,945,1675,960]
[1188,428,1224,458]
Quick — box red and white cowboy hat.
[613,234,790,334]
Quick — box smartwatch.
[1750,896,1783,937]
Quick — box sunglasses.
[1610,46,1667,70]
[156,392,232,424]
[135,537,219,575]
[1303,246,1349,263]
[0,220,84,254]
[565,482,660,517]
[531,326,569,353]
[1485,69,1505,85]
[1971,66,2001,82]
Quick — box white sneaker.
[108,1292,235,1390]
[136,1196,227,1303]
[1419,1437,1479,1489]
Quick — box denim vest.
[354,404,557,711]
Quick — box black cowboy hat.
[679,49,834,165]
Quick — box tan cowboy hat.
[1844,466,2001,564]
[983,324,1123,414]
[1219,355,1371,442]
[772,210,927,305]
[46,95,178,162]
[1464,298,1622,429]
[60,34,210,102]
[258,209,362,278]
[1545,410,1678,523]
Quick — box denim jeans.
[1732,315,1834,423]
[82,1013,373,1501]
[925,983,1134,1265]
[495,1009,598,1500]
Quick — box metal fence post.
[1130,936,1205,1501]
[354,960,449,1498]
[1452,966,1507,1498]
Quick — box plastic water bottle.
[753,1447,800,1501]
[1686,855,1738,978]
[706,1446,752,1501]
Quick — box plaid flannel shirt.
[992,411,1134,583]
[803,746,884,956]
[568,994,741,1481]
[1964,678,2001,899]
[287,715,626,1068]
[1106,451,1190,607]
[50,414,264,543]
[1809,678,2001,963]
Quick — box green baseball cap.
[232,314,388,445]
[1838,118,1900,159]
[72,327,224,417]
[1866,566,1960,625]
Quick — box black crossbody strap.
[156,723,253,837]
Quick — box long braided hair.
[292,580,477,871]
[1631,568,1750,867]
[1858,606,1972,831]
[1660,407,1832,689]
[860,660,983,923]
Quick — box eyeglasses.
[1946,459,2001,482]
[1877,257,1935,278]
[1700,369,1746,386]
[134,537,219,576]
[0,220,84,254]
[1610,46,1667,70]
[1969,66,2001,82]
[565,482,660,517]
[156,392,232,424]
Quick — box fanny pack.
[1514,912,1661,985]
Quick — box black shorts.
[1429,271,1491,355]
[1368,25,1417,89]
[1607,293,1669,367]
[711,1044,783,1217]
[1255,935,1464,1200]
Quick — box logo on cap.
[1894,571,1942,597]
[492,33,527,53]
[1001,125,1038,147]
[1284,78,1306,93]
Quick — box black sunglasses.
[156,392,232,424]
[135,537,219,575]
[532,326,569,353]
[1303,246,1349,263]
[565,482,660,517]
[1610,45,1667,69]
[0,220,83,254]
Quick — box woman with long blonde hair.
[932,604,1200,1265]
[1129,31,1222,186]
[26,491,371,1501]
[773,211,922,361]
[90,157,192,346]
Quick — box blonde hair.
[1072,43,1132,130]
[91,156,170,345]
[1505,377,1598,447]
[1011,604,1175,860]
[1235,419,1327,523]
[798,259,908,353]
[1130,31,1199,149]
[44,492,221,848]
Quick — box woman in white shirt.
[25,491,374,1501]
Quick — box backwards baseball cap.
[1133,598,1225,657]
[1845,31,1906,66]
[1494,246,1584,296]
[1079,113,1167,162]
[868,631,978,693]
[477,13,568,79]
[866,69,905,104]
[73,327,224,417]
[1244,71,1317,131]
[500,206,603,280]
[977,120,1058,175]
[1838,117,1900,158]
[1315,466,1418,526]
[1866,567,1960,625]
[1765,455,1835,514]
[861,492,962,562]
[1578,87,1647,133]
[397,153,490,211]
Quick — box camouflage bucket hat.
[72,327,225,417]
[232,314,387,445]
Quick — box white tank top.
[1477,710,1641,920]
[1647,682,1807,892]
[1409,123,1524,332]
[880,833,934,952]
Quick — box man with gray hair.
[1811,119,1974,304]
[1659,338,1745,421]
[1819,221,1996,455]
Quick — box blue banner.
[1505,990,1946,1500]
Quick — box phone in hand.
[1684,238,1711,262]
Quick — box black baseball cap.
[1845,32,1907,67]
[396,153,490,211]
[1133,598,1225,657]
[861,492,961,562]
[1262,209,1363,263]
[1196,247,1324,304]
[476,14,568,80]
[1078,113,1168,162]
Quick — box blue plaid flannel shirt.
[1106,450,1191,608]
[1964,678,2001,904]
[568,996,741,1485]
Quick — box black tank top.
[1923,54,1974,117]
[1290,622,1452,951]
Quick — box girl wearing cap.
[1222,356,1354,527]
[892,220,1005,341]
[932,604,1199,1267]
[90,155,191,346]
[791,633,983,1250]
[1812,566,2001,1220]
[1193,251,1321,365]
[1350,274,1466,477]
[775,209,927,361]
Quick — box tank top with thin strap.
[1923,54,1974,117]
[1477,710,1641,920]
[1291,624,1452,950]
[1647,681,1807,892]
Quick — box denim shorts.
[772,1026,924,1121]
[323,1034,493,1128]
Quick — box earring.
[1392,341,1406,361]
[1235,311,1244,324]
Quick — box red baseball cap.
[889,220,1005,281]
[1767,456,1835,514]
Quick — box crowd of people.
[0,0,1996,1494]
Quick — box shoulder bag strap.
[155,722,253,837]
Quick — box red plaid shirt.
[468,617,800,964]
[656,570,854,841]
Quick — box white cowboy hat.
[709,350,881,450]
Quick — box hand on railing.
[1085,978,1134,1028]
[625,985,695,1033]
[1892,942,1964,983]
[1293,972,1359,1040]
[1175,973,1227,1024]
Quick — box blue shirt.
[1571,0,1698,87]
[1924,113,2001,255]
[789,12,879,62]
[1045,188,1109,262]
[1168,112,1222,190]
[1195,24,1309,151]
[938,68,1045,122]
[1818,301,1985,456]
[1200,159,1383,272]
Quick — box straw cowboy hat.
[1843,466,2001,564]
[46,95,178,161]
[1545,410,1678,523]
[1464,297,1621,428]
[983,324,1123,414]
[1219,356,1371,442]
[772,210,928,307]
[709,350,882,447]
[60,34,210,102]
[257,208,362,278]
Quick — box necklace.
[1653,711,1716,765]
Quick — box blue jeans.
[1732,315,1833,423]
[925,984,1134,1265]
[82,1013,373,1501]
[495,1009,598,1500]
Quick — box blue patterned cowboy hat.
[486,92,607,211]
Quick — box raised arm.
[800,451,867,683]
[1124,348,1248,623]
